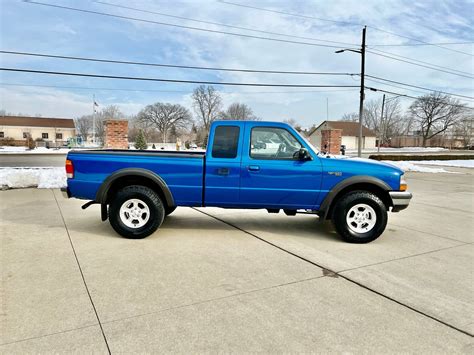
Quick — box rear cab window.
[212,126,240,158]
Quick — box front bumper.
[389,191,412,212]
[60,187,70,199]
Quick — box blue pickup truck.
[62,120,411,243]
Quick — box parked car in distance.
[62,120,412,243]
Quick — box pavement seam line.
[193,208,474,338]
[0,324,98,347]
[389,222,471,243]
[411,201,473,214]
[337,243,470,273]
[52,189,112,354]
[101,275,325,325]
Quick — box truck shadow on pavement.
[163,211,339,243]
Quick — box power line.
[0,67,360,88]
[366,75,474,100]
[365,77,429,95]
[366,49,474,78]
[0,82,359,94]
[0,50,357,76]
[22,1,356,50]
[92,0,357,47]
[366,86,474,110]
[219,0,474,56]
[95,0,471,78]
[370,41,474,47]
[217,0,360,26]
[366,26,473,56]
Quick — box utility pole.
[92,94,96,145]
[357,26,367,157]
[326,97,329,120]
[378,94,385,153]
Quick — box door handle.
[217,168,230,175]
[247,165,260,172]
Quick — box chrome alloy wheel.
[346,203,377,233]
[119,198,150,228]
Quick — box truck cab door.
[204,124,243,207]
[239,124,322,210]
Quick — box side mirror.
[297,148,311,160]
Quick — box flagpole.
[92,94,96,145]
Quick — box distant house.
[308,120,376,150]
[0,116,76,145]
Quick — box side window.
[211,126,240,158]
[250,127,302,160]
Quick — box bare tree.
[283,118,303,132]
[220,102,259,121]
[409,92,466,147]
[137,102,192,143]
[340,112,359,122]
[453,115,474,148]
[363,98,403,145]
[192,85,222,132]
[75,115,92,141]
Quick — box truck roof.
[212,120,290,126]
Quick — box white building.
[308,120,376,150]
[0,116,76,145]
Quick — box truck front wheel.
[332,191,387,243]
[109,185,165,239]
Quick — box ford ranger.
[62,120,412,243]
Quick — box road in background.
[0,154,67,167]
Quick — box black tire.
[109,185,165,239]
[165,206,177,216]
[331,191,387,243]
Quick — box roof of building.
[0,116,75,129]
[309,120,376,137]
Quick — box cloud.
[0,0,472,127]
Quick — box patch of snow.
[0,168,66,189]
[382,161,456,174]
[410,160,474,168]
[347,147,448,153]
[0,146,28,152]
[0,146,70,154]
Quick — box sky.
[0,0,473,128]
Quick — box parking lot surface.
[1,169,473,353]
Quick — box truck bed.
[67,149,205,205]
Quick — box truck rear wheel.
[331,191,387,243]
[109,185,165,239]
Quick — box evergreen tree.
[134,130,148,150]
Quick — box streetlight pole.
[358,26,366,157]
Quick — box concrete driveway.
[1,170,473,353]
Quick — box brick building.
[308,120,376,150]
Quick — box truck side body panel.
[68,151,204,206]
